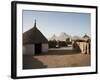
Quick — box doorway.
[35,43,42,54]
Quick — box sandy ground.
[23,46,90,69]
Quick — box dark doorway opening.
[35,43,42,54]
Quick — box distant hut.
[72,34,90,54]
[23,20,48,55]
[83,34,90,39]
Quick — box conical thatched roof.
[83,34,90,39]
[23,20,48,45]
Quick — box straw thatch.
[23,21,48,45]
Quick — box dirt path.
[23,46,90,69]
[34,54,90,68]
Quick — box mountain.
[49,34,57,41]
[49,32,70,41]
[58,32,70,41]
[49,33,88,41]
[72,36,81,40]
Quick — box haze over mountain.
[48,32,90,41]
[49,32,70,41]
[57,32,70,41]
[50,34,57,41]
[72,36,81,40]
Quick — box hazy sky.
[23,10,90,39]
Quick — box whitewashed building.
[23,20,48,55]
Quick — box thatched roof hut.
[23,20,48,55]
[23,20,48,45]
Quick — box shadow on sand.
[23,55,47,69]
[39,49,81,56]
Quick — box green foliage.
[59,41,67,47]
[48,40,68,48]
[66,38,70,42]
[48,40,57,48]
